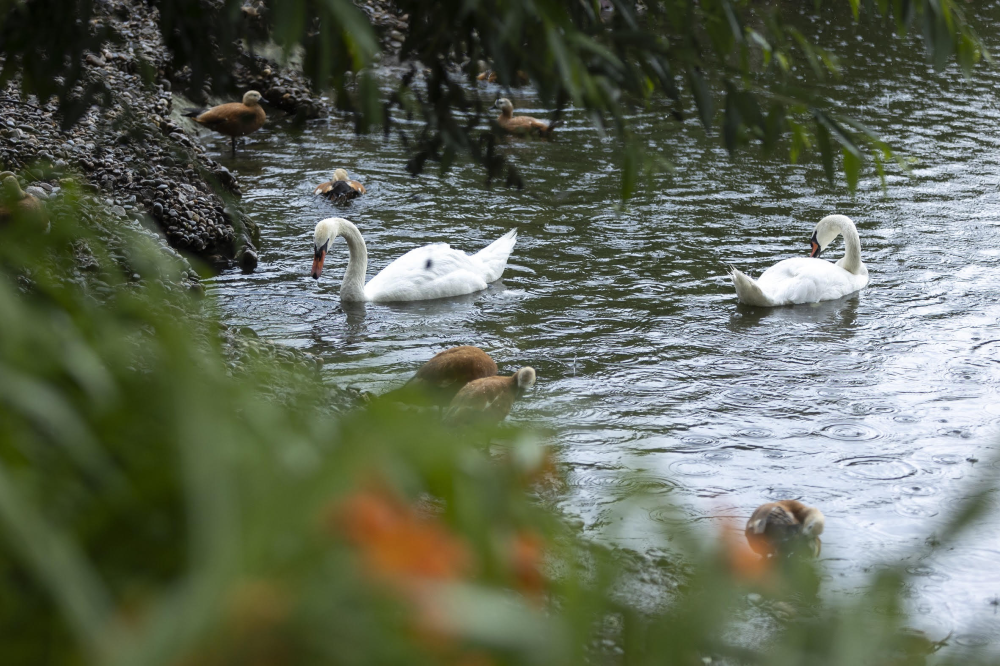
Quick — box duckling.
[443,366,535,426]
[383,346,498,407]
[0,172,47,228]
[494,98,559,138]
[745,500,824,558]
[183,90,266,156]
[313,169,366,203]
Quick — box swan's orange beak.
[810,232,822,258]
[311,247,326,279]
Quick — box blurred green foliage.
[0,0,988,194]
[0,179,998,664]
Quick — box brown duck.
[494,98,559,138]
[314,169,367,203]
[184,90,266,155]
[0,172,47,228]
[745,500,824,558]
[383,346,498,407]
[477,70,530,86]
[443,366,536,426]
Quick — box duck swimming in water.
[383,346,498,407]
[745,500,824,558]
[494,98,559,138]
[314,169,366,203]
[443,367,536,426]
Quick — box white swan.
[730,214,869,307]
[310,217,517,303]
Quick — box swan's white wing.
[472,229,517,282]
[756,257,867,305]
[364,243,490,302]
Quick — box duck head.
[242,90,263,106]
[311,217,341,279]
[333,168,349,182]
[799,507,825,538]
[516,366,536,391]
[1,174,24,200]
[494,98,514,115]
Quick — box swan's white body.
[730,214,868,307]
[311,217,517,303]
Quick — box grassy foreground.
[0,181,995,665]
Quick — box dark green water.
[207,3,1000,645]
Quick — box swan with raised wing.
[730,214,868,307]
[310,217,517,303]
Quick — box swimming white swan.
[730,214,868,307]
[310,217,517,303]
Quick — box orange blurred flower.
[719,519,773,585]
[332,488,473,584]
[509,531,546,599]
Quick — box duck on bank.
[314,169,366,203]
[0,172,47,229]
[184,91,266,156]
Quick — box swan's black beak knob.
[809,232,822,258]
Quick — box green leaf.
[843,146,861,193]
[874,151,888,193]
[815,120,835,184]
[686,67,714,131]
[812,110,861,158]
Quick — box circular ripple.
[567,471,679,496]
[668,460,718,477]
[681,435,718,448]
[703,450,733,461]
[736,428,773,439]
[838,456,917,480]
[760,487,803,501]
[819,423,883,441]
[931,453,964,465]
[893,501,939,518]
[905,564,950,580]
[720,387,762,408]
[894,483,939,497]
[955,633,992,648]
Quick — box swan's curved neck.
[836,218,864,275]
[332,220,368,302]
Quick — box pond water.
[207,3,1000,647]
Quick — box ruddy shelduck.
[0,172,46,228]
[745,500,824,558]
[443,366,536,426]
[384,346,498,407]
[314,168,366,203]
[494,98,559,138]
[184,90,266,155]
